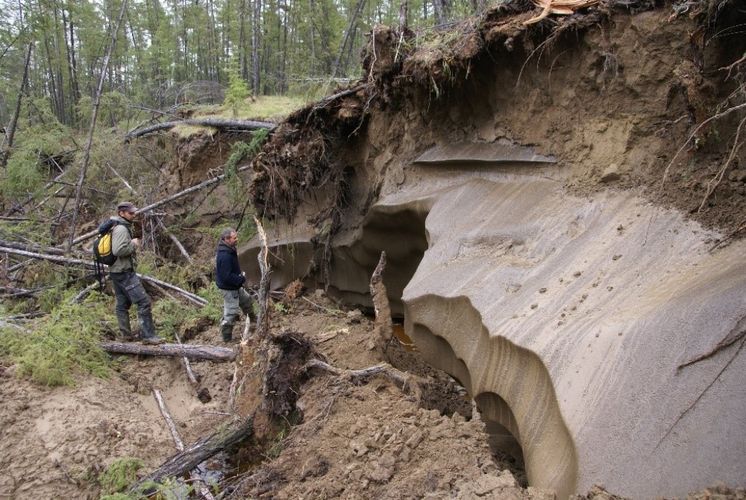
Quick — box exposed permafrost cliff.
[244,3,746,497]
[396,157,746,497]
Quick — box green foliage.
[99,457,144,495]
[196,95,306,121]
[135,251,210,290]
[224,65,251,117]
[237,216,258,241]
[273,301,289,315]
[98,461,192,499]
[76,92,131,127]
[1,100,70,199]
[0,291,113,386]
[151,284,223,339]
[224,128,270,204]
[2,149,46,197]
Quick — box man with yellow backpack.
[95,202,164,344]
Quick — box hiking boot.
[142,337,165,345]
[220,322,234,343]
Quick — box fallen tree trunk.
[0,239,75,256]
[131,415,253,492]
[0,246,206,306]
[153,389,216,500]
[126,118,275,140]
[101,342,236,362]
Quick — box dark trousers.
[110,271,156,339]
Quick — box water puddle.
[392,323,416,351]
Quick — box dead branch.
[131,416,253,493]
[0,246,92,267]
[71,281,101,304]
[153,389,216,500]
[0,245,206,306]
[251,216,272,342]
[369,251,393,358]
[305,358,424,399]
[301,296,344,316]
[0,42,31,168]
[157,217,194,264]
[101,342,236,362]
[126,118,275,140]
[154,389,185,449]
[312,84,367,111]
[174,333,201,387]
[173,331,211,403]
[229,217,270,412]
[70,164,253,246]
[656,337,746,451]
[5,170,70,216]
[0,285,50,298]
[105,162,193,264]
[139,275,206,307]
[0,239,71,256]
[678,316,746,370]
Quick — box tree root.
[304,358,425,401]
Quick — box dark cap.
[117,201,138,213]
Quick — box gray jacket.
[109,216,136,273]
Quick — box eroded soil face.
[228,292,547,499]
[0,331,235,499]
[0,291,538,499]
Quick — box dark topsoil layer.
[248,0,746,246]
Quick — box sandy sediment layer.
[398,166,746,498]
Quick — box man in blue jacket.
[215,227,253,342]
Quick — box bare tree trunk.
[251,0,262,94]
[69,162,256,246]
[1,41,32,167]
[280,0,288,94]
[432,0,450,23]
[332,0,366,79]
[61,5,79,124]
[399,0,409,30]
[67,1,80,105]
[239,0,248,80]
[66,0,128,252]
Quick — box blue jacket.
[215,241,245,290]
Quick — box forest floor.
[0,289,553,499]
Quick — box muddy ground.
[0,290,551,499]
[3,288,743,499]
